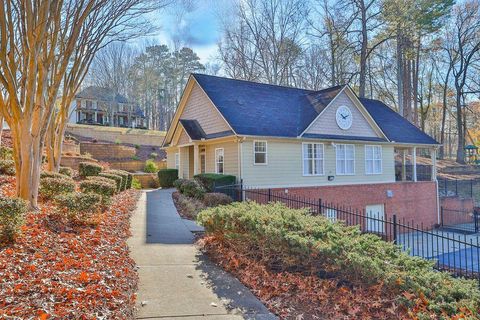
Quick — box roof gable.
[76,86,130,104]
[302,87,385,140]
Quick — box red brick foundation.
[271,181,439,228]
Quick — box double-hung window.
[174,153,180,170]
[336,144,355,175]
[302,143,324,176]
[365,145,382,174]
[254,141,267,165]
[215,148,224,174]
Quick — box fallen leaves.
[199,235,408,319]
[0,176,140,319]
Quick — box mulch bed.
[0,176,141,319]
[199,235,408,320]
[172,191,205,220]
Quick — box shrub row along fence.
[215,184,480,284]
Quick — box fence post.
[475,209,479,233]
[392,214,397,244]
[318,199,322,215]
[471,179,474,198]
[440,206,444,227]
[268,188,272,202]
[456,179,458,196]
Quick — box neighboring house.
[71,86,147,129]
[163,74,441,228]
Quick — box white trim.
[335,144,355,175]
[240,179,408,189]
[302,142,325,176]
[365,145,383,175]
[253,140,268,165]
[300,86,347,136]
[215,148,224,174]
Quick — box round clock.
[335,105,353,130]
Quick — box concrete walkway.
[128,189,277,320]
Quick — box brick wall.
[109,160,166,172]
[60,155,98,170]
[132,173,159,189]
[271,181,439,228]
[439,196,474,226]
[62,141,80,155]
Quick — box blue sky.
[144,1,232,63]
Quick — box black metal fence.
[395,164,432,182]
[441,207,479,233]
[216,184,480,283]
[438,178,480,201]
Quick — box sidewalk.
[128,189,277,320]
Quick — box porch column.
[402,149,407,181]
[193,144,199,175]
[431,148,437,181]
[412,147,417,182]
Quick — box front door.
[365,204,385,234]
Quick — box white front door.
[200,152,206,174]
[365,204,385,234]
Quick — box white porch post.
[413,147,417,182]
[431,148,437,181]
[193,144,199,176]
[402,149,407,181]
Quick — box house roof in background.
[189,73,439,145]
[75,86,130,104]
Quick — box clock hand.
[341,114,347,119]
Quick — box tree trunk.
[396,32,404,116]
[0,113,3,146]
[358,0,367,98]
[413,41,420,126]
[455,92,465,164]
[439,67,451,159]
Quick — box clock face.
[335,105,353,130]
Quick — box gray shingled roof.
[76,86,130,104]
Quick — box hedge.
[0,146,13,160]
[87,176,118,192]
[105,170,129,191]
[54,192,102,224]
[0,196,28,243]
[197,202,480,317]
[0,160,15,176]
[194,173,236,192]
[158,169,178,188]
[175,179,205,199]
[78,162,103,178]
[39,176,76,200]
[59,167,74,177]
[40,171,66,180]
[144,159,158,173]
[79,180,116,205]
[203,193,233,207]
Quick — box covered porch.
[177,144,209,179]
[395,146,438,182]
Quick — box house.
[70,86,147,129]
[163,74,441,228]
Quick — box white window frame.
[365,145,382,175]
[174,152,180,170]
[215,148,224,174]
[336,144,355,175]
[253,140,268,165]
[302,143,325,176]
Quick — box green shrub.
[54,192,102,224]
[0,146,13,160]
[144,159,158,173]
[197,202,480,317]
[132,177,142,189]
[79,180,116,204]
[0,196,28,243]
[87,176,118,192]
[59,166,73,177]
[97,173,122,192]
[179,179,205,199]
[203,193,233,207]
[149,152,158,159]
[39,176,75,200]
[158,169,178,188]
[78,162,102,178]
[194,173,236,192]
[126,172,133,189]
[40,171,66,180]
[105,170,129,191]
[0,160,15,176]
[173,179,189,193]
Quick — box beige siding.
[180,83,231,135]
[166,148,178,169]
[305,91,380,138]
[241,138,395,187]
[204,141,239,178]
[180,147,190,179]
[177,128,191,145]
